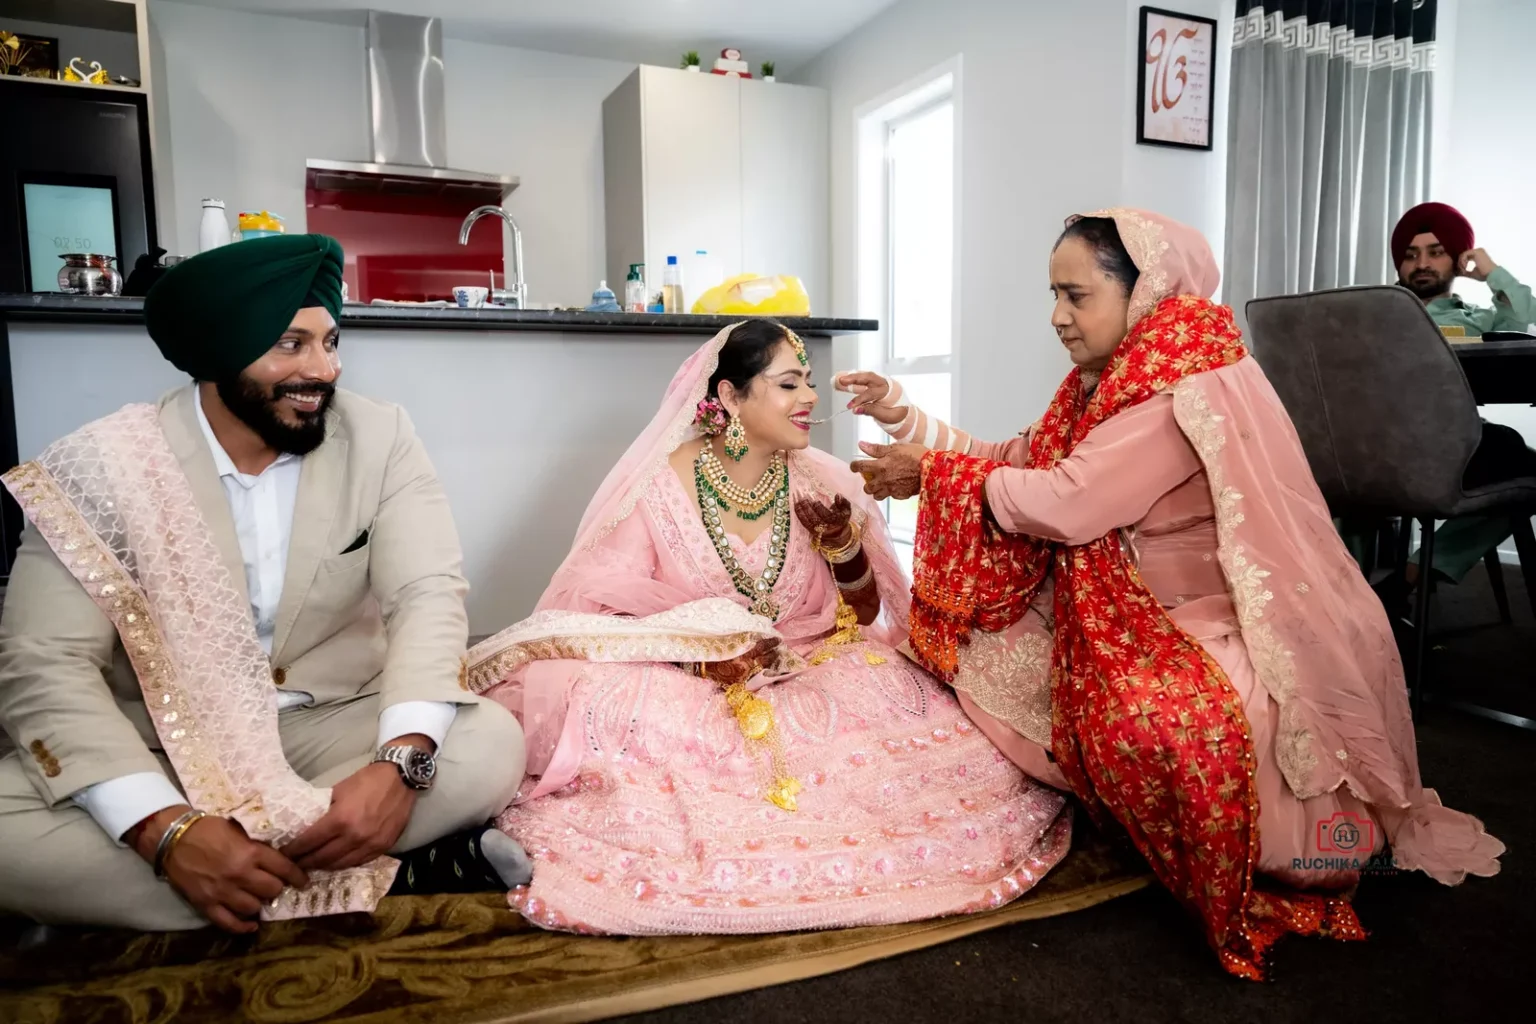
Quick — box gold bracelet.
[816,523,863,564]
[154,809,208,878]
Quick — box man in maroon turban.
[1392,202,1535,336]
[1380,203,1536,593]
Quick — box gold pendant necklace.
[696,448,785,521]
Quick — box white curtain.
[1224,0,1439,320]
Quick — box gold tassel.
[724,682,801,811]
[809,592,885,666]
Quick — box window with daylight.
[855,69,957,572]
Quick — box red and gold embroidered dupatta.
[910,273,1363,979]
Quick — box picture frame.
[0,31,60,79]
[1136,6,1217,151]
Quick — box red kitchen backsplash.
[305,188,501,303]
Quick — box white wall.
[147,1,633,308]
[443,41,635,307]
[1440,0,1536,323]
[800,0,1232,445]
[1118,0,1230,286]
[149,1,367,255]
[1437,0,1536,553]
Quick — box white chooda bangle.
[835,563,875,592]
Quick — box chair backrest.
[1244,284,1483,516]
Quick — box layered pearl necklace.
[695,448,785,521]
[693,446,790,620]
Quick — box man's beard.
[1401,267,1454,301]
[215,373,334,456]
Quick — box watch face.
[406,750,437,786]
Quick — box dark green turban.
[144,234,344,381]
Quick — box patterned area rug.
[0,833,1147,1024]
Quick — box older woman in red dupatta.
[848,209,1503,980]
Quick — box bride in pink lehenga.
[464,320,1071,933]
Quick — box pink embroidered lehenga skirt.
[495,648,1070,934]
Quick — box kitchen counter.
[0,294,876,336]
[1,295,873,628]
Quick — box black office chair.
[1246,285,1536,722]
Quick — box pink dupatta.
[1103,207,1501,881]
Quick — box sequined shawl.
[2,404,396,919]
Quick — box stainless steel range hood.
[306,11,517,202]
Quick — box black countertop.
[0,295,877,336]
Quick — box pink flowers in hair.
[695,396,728,436]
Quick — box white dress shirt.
[71,390,456,841]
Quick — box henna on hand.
[794,494,854,550]
[849,443,925,501]
[706,637,782,687]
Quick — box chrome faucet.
[458,205,527,309]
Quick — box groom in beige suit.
[0,236,526,933]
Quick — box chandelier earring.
[723,413,749,462]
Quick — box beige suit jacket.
[0,386,472,806]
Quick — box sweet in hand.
[849,441,925,501]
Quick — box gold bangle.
[154,809,207,878]
[816,523,862,564]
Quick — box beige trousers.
[0,693,525,930]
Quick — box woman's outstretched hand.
[834,372,906,426]
[794,494,854,551]
[849,441,925,501]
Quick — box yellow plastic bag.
[691,273,811,316]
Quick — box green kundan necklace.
[693,448,790,619]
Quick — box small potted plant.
[680,50,701,72]
[760,60,776,83]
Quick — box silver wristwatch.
[373,744,437,791]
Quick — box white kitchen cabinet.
[603,66,828,311]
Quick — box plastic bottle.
[237,211,286,241]
[662,255,685,314]
[586,279,621,313]
[690,248,721,296]
[625,263,647,312]
[198,199,230,253]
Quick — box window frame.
[882,94,956,377]
[851,61,962,556]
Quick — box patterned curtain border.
[1233,0,1437,72]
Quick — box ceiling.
[168,0,902,73]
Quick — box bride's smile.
[716,337,819,455]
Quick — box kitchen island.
[0,294,875,632]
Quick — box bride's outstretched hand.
[834,372,906,426]
[794,494,854,551]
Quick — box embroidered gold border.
[2,460,398,918]
[1171,381,1320,795]
[465,628,767,693]
[4,461,244,816]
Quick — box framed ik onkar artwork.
[1137,5,1217,151]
